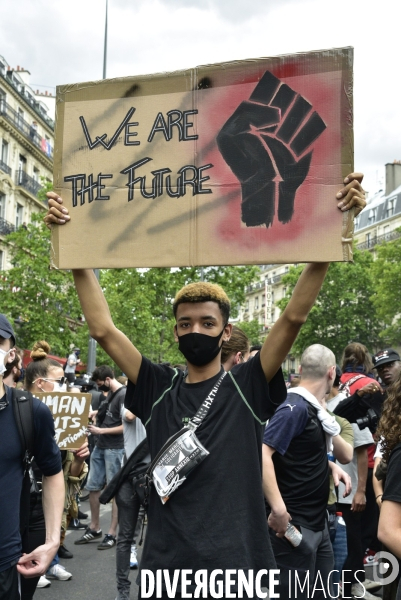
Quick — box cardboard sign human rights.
[51,47,354,269]
[36,391,91,450]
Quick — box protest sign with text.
[36,391,91,450]
[51,47,354,269]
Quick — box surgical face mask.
[0,348,11,376]
[53,382,67,392]
[177,328,225,367]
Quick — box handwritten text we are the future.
[65,107,213,206]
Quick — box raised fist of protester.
[217,70,327,227]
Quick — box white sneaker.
[37,575,51,588]
[46,564,72,580]
[351,582,380,599]
[130,546,138,569]
[363,578,381,591]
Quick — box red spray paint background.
[195,60,345,252]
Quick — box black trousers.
[20,528,46,600]
[268,522,335,600]
[0,564,20,600]
[337,503,366,597]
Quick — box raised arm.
[72,269,142,384]
[260,262,329,381]
[260,173,366,381]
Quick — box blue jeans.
[86,447,124,491]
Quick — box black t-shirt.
[97,387,125,449]
[383,443,401,503]
[0,387,62,572]
[263,395,329,531]
[125,353,287,590]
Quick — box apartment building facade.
[0,55,54,270]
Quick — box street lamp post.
[86,0,108,378]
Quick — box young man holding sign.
[45,174,365,599]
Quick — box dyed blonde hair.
[173,282,230,323]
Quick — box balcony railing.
[0,68,55,130]
[15,170,42,197]
[0,159,11,176]
[0,100,53,160]
[356,229,401,251]
[246,274,283,292]
[0,217,16,235]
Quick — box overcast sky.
[1,0,399,196]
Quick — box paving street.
[35,499,143,600]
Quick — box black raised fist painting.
[217,70,327,228]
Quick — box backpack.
[11,388,36,549]
[338,374,366,397]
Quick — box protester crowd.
[3,174,401,600]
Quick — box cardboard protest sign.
[51,47,353,268]
[36,391,91,450]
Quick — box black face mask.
[99,383,110,392]
[177,328,225,367]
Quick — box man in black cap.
[372,348,401,388]
[0,314,64,598]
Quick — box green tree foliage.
[371,230,401,345]
[277,249,382,360]
[96,265,259,370]
[237,320,263,346]
[1,214,84,355]
[1,212,258,370]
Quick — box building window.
[1,139,8,164]
[33,167,39,182]
[386,198,396,218]
[254,296,259,310]
[368,208,377,224]
[19,155,26,171]
[366,232,371,246]
[17,107,24,128]
[15,203,23,228]
[0,250,3,270]
[245,300,249,312]
[271,311,275,323]
[283,287,287,297]
[0,193,5,219]
[0,88,5,112]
